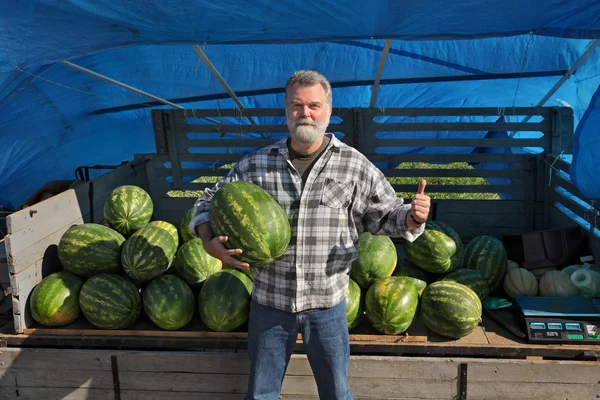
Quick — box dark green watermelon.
[198,269,253,332]
[121,221,178,282]
[462,235,508,290]
[103,185,153,236]
[78,273,142,329]
[57,223,125,278]
[29,271,85,326]
[420,280,482,339]
[209,181,291,267]
[143,275,195,330]
[365,276,419,335]
[350,232,397,290]
[404,221,463,274]
[440,268,489,302]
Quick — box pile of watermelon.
[346,221,510,339]
[28,184,255,332]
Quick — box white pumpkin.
[507,260,520,270]
[539,270,578,297]
[503,268,538,297]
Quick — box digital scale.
[513,296,600,344]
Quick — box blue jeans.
[246,299,352,400]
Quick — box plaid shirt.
[190,133,424,313]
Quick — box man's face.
[285,83,331,145]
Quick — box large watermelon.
[365,276,419,335]
[179,208,196,243]
[199,269,252,332]
[223,263,254,281]
[143,275,195,330]
[121,221,178,282]
[57,223,125,277]
[103,185,153,236]
[462,235,508,290]
[79,273,142,329]
[404,220,463,274]
[350,232,397,289]
[420,280,482,339]
[209,181,291,267]
[172,238,222,287]
[440,268,489,302]
[29,271,85,326]
[345,278,362,330]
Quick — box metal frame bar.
[370,39,392,107]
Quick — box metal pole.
[60,60,220,124]
[370,39,392,108]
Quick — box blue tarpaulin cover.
[1,1,600,209]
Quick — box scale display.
[513,296,600,344]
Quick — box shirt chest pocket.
[321,178,355,209]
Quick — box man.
[189,70,430,400]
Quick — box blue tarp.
[1,1,600,209]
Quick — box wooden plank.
[435,212,527,230]
[154,197,196,212]
[152,180,522,197]
[367,138,547,148]
[171,107,552,118]
[154,167,526,180]
[5,219,83,275]
[0,369,113,389]
[435,200,525,214]
[184,123,345,134]
[0,347,112,371]
[366,121,549,132]
[0,387,114,400]
[467,382,599,400]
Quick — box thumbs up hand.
[407,179,431,229]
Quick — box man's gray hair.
[285,70,332,107]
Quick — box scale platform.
[513,296,600,344]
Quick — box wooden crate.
[0,347,599,400]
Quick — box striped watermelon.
[462,235,508,290]
[420,280,482,339]
[79,273,142,329]
[199,269,252,332]
[440,268,489,302]
[57,223,125,277]
[223,263,254,280]
[345,278,362,330]
[29,271,85,326]
[350,232,397,290]
[209,181,291,267]
[172,238,222,287]
[393,262,430,296]
[143,275,195,330]
[179,208,196,243]
[365,276,419,335]
[103,185,153,236]
[121,221,178,282]
[404,221,463,274]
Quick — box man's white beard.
[288,117,330,145]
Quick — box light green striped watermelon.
[57,223,126,277]
[350,232,397,290]
[404,220,463,274]
[29,271,85,326]
[345,278,362,330]
[441,268,489,302]
[179,208,196,243]
[209,181,291,267]
[103,185,153,236]
[420,280,482,339]
[121,221,178,282]
[172,238,222,287]
[365,276,419,335]
[78,273,142,329]
[462,235,508,290]
[143,274,195,330]
[393,262,430,296]
[223,263,253,281]
[199,269,253,332]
